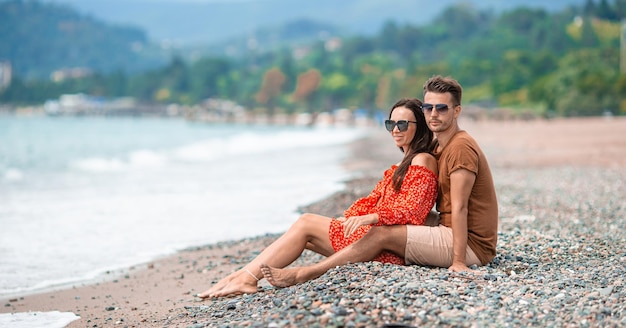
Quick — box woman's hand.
[341,214,378,237]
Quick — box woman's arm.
[343,167,393,217]
[375,154,438,226]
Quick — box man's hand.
[448,262,477,273]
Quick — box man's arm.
[449,168,476,272]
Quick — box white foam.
[172,127,366,163]
[71,128,365,170]
[72,157,126,172]
[0,311,79,328]
[3,168,24,181]
[71,150,167,172]
[127,149,166,167]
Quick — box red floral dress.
[329,164,438,265]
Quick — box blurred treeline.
[1,0,626,117]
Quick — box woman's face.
[389,106,417,151]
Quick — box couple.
[198,75,498,298]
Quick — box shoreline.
[0,119,364,301]
[0,127,397,327]
[2,117,625,327]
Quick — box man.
[260,75,498,287]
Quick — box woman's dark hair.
[389,98,434,191]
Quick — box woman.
[198,98,438,298]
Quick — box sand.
[1,116,625,327]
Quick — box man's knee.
[365,225,407,255]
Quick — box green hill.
[0,0,167,79]
[1,0,624,117]
[0,0,346,79]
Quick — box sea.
[0,115,370,326]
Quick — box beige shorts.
[404,225,481,267]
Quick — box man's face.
[423,92,458,134]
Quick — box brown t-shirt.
[435,131,498,265]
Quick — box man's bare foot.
[197,269,259,298]
[260,264,301,288]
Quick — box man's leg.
[261,225,408,287]
[404,225,481,268]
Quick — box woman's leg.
[261,225,408,288]
[198,213,334,298]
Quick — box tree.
[584,0,596,16]
[255,67,286,120]
[352,54,395,111]
[319,72,350,110]
[581,16,601,47]
[597,0,616,19]
[614,0,626,19]
[532,48,620,116]
[436,3,489,40]
[189,57,232,102]
[292,69,321,113]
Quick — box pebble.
[172,166,625,327]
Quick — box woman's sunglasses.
[422,103,451,114]
[384,120,417,132]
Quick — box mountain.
[1,0,587,80]
[0,0,348,79]
[41,0,586,45]
[0,0,170,79]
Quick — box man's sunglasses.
[422,103,451,114]
[384,120,417,132]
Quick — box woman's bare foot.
[196,273,235,298]
[260,264,303,288]
[197,269,259,298]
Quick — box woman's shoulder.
[411,152,437,166]
[410,153,438,176]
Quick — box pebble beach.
[2,117,625,327]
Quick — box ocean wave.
[71,127,367,170]
[174,127,366,162]
[71,157,127,172]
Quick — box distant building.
[325,37,342,52]
[44,93,102,115]
[51,67,93,82]
[0,61,11,90]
